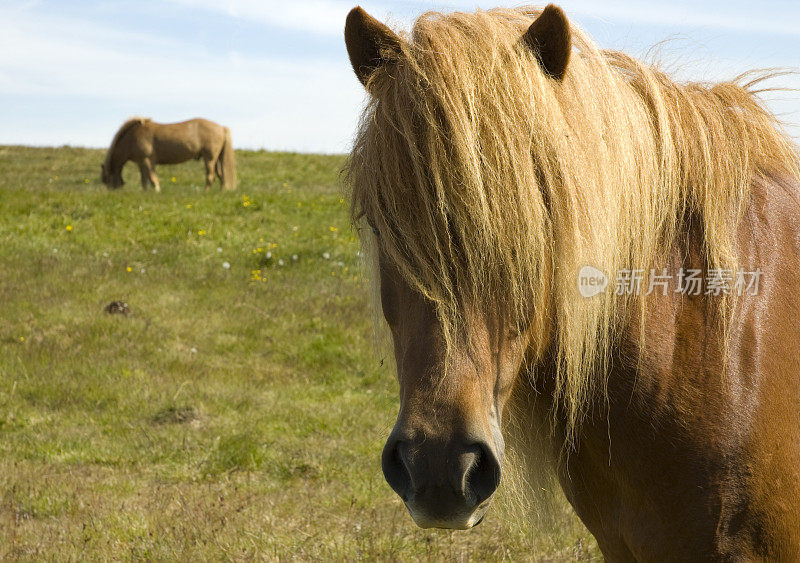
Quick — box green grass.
[0,145,596,559]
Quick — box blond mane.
[346,6,799,436]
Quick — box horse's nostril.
[465,442,501,506]
[381,437,412,501]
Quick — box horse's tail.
[217,127,236,191]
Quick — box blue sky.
[1,0,799,153]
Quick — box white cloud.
[0,4,367,152]
[559,0,800,36]
[165,0,402,37]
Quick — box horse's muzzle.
[381,428,502,529]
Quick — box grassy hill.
[0,146,595,559]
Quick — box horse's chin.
[406,502,490,530]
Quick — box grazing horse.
[101,118,236,192]
[345,4,800,560]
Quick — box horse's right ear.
[523,5,571,80]
[345,7,403,88]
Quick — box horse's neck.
[109,148,125,170]
[613,213,710,383]
[521,214,708,438]
[111,126,139,170]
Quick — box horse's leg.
[143,158,160,193]
[139,162,150,191]
[204,158,216,191]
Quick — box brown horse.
[101,118,236,192]
[345,4,800,560]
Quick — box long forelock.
[347,6,800,437]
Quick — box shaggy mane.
[346,6,799,436]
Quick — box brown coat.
[101,118,236,191]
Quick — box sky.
[1,0,799,153]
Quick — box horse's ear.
[523,5,571,80]
[345,6,403,88]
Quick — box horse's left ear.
[523,5,571,80]
[345,6,404,88]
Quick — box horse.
[345,4,800,560]
[101,117,236,192]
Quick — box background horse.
[101,117,236,192]
[345,4,800,560]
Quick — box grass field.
[0,145,596,560]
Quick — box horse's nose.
[381,432,502,528]
[381,434,412,502]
